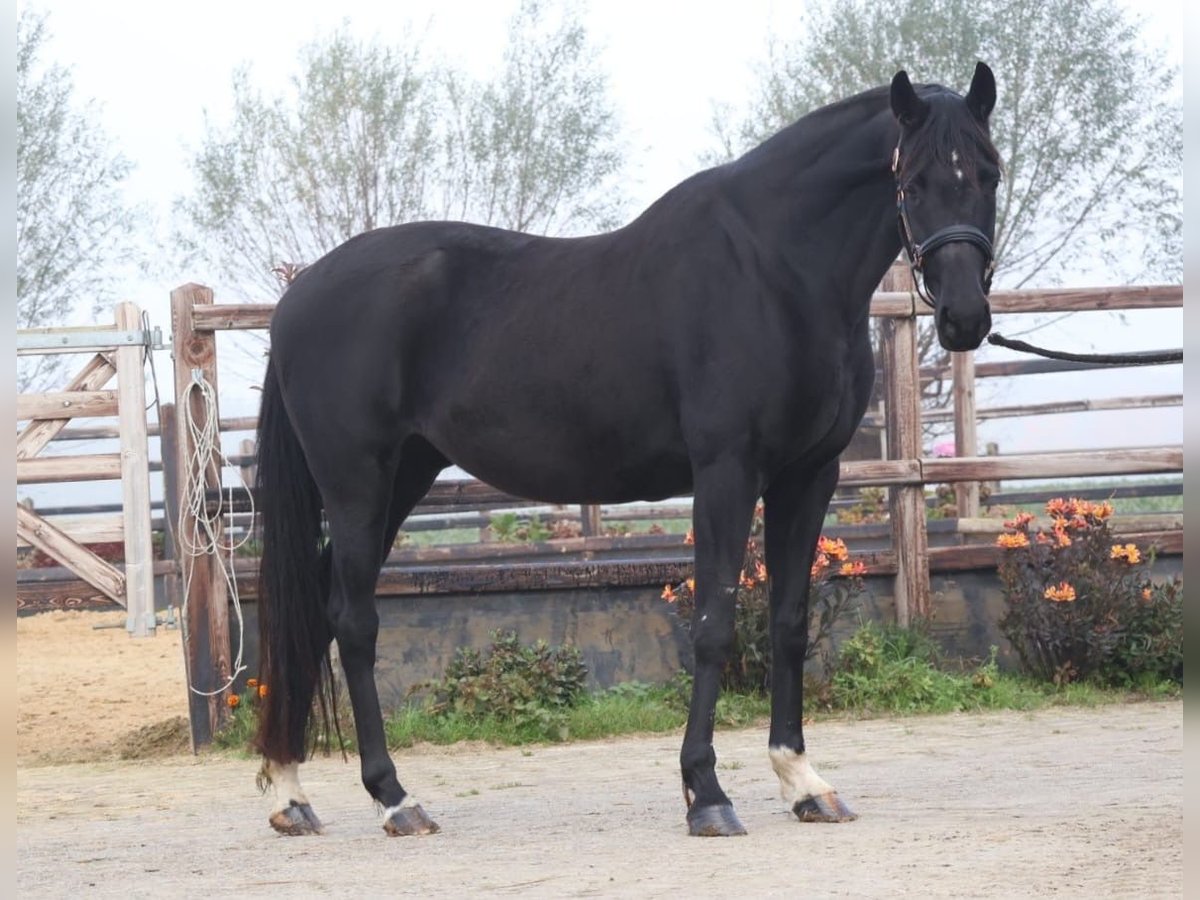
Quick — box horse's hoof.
[687,803,748,837]
[383,803,440,836]
[793,791,857,823]
[269,801,324,835]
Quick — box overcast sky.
[18,0,1184,507]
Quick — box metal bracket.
[17,326,166,355]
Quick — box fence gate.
[16,302,162,636]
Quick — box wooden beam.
[17,390,119,420]
[171,283,232,747]
[951,351,980,518]
[192,303,274,332]
[16,514,124,547]
[922,447,1182,482]
[839,457,922,486]
[955,513,1183,535]
[869,284,1182,315]
[115,301,156,637]
[16,505,126,605]
[16,353,116,458]
[879,262,930,625]
[17,454,123,484]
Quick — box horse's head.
[890,62,1000,352]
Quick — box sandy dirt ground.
[16,611,1183,898]
[17,610,192,765]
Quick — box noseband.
[892,143,995,309]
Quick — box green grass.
[213,655,1178,757]
[384,679,769,749]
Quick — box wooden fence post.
[114,302,156,636]
[158,403,184,614]
[171,284,232,749]
[952,351,980,518]
[879,262,931,626]
[580,504,603,537]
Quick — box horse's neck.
[728,102,902,305]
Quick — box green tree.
[177,1,625,301]
[439,0,624,235]
[714,0,1181,288]
[17,8,142,389]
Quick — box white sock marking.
[769,747,833,805]
[265,759,309,813]
[383,794,420,820]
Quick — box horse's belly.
[425,402,693,505]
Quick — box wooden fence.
[14,270,1183,746]
[15,303,159,636]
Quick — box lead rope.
[986,333,1182,366]
[177,369,251,696]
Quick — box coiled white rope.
[177,368,251,696]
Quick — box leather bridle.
[892,143,995,309]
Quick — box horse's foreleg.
[679,459,760,836]
[763,459,856,823]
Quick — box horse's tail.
[252,358,338,762]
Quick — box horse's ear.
[965,61,996,123]
[890,70,929,128]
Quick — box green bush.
[996,498,1182,686]
[662,507,864,695]
[825,621,1043,714]
[487,512,552,543]
[410,629,588,741]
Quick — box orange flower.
[1003,512,1034,530]
[1087,501,1114,520]
[996,532,1030,549]
[246,678,258,688]
[1044,582,1076,603]
[811,553,829,577]
[817,536,849,562]
[754,560,768,582]
[1035,532,1052,544]
[1053,525,1072,547]
[258,684,268,699]
[227,694,241,708]
[684,529,695,546]
[686,577,695,593]
[839,561,866,577]
[739,570,757,590]
[1110,543,1142,564]
[661,584,677,602]
[1141,587,1152,601]
[1045,497,1084,519]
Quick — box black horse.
[253,64,1000,838]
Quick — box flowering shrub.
[996,498,1182,686]
[662,508,865,695]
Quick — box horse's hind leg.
[261,543,334,836]
[324,441,444,836]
